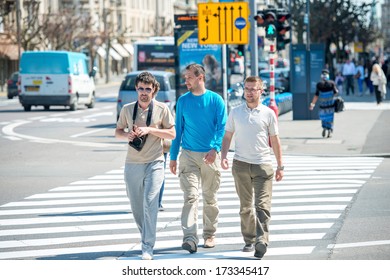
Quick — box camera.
[129,135,148,151]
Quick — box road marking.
[1,121,118,148]
[70,128,108,138]
[328,240,390,249]
[0,154,383,260]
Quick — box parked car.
[116,70,176,120]
[7,72,19,99]
[259,68,290,92]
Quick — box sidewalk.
[278,92,390,157]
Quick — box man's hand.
[170,160,177,175]
[203,149,217,165]
[275,170,283,182]
[221,158,229,170]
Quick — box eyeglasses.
[244,87,261,93]
[137,87,153,93]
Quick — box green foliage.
[274,0,381,54]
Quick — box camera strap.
[132,101,153,127]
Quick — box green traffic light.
[267,26,275,35]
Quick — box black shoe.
[182,240,197,254]
[327,130,332,138]
[242,244,255,252]
[322,129,326,138]
[254,242,267,259]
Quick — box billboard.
[176,30,223,96]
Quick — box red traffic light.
[277,12,291,22]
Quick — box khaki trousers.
[178,149,221,244]
[232,159,274,245]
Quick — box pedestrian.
[115,71,176,260]
[334,71,344,95]
[355,61,365,96]
[158,141,171,211]
[382,59,389,92]
[309,69,339,138]
[342,58,356,95]
[370,63,387,105]
[365,59,375,95]
[169,63,227,254]
[220,75,284,259]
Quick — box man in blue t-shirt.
[170,63,227,253]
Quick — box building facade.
[0,0,198,85]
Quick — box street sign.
[198,2,249,45]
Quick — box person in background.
[370,63,387,105]
[115,72,175,260]
[220,75,284,259]
[309,69,339,138]
[342,58,356,96]
[169,63,227,254]
[335,71,344,95]
[355,60,365,96]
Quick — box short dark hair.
[135,72,160,95]
[185,63,206,81]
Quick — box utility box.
[290,44,325,120]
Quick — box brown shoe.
[204,237,215,248]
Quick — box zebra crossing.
[0,153,383,260]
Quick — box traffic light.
[276,10,291,50]
[255,7,291,49]
[255,9,278,40]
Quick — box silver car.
[116,71,176,120]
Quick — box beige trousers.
[178,149,221,244]
[232,159,274,245]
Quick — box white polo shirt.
[225,102,278,165]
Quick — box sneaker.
[327,130,332,138]
[182,240,197,253]
[254,242,267,259]
[242,244,255,252]
[322,129,326,138]
[204,237,215,248]
[158,205,164,212]
[141,252,153,260]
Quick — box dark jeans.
[345,75,354,95]
[374,85,382,104]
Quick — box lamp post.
[16,0,21,62]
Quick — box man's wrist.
[277,165,284,171]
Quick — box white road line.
[0,201,348,216]
[70,128,108,138]
[328,240,390,249]
[3,195,352,207]
[0,213,341,227]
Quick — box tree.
[274,0,381,74]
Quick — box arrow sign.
[198,2,249,45]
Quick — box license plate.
[33,80,42,85]
[25,86,40,92]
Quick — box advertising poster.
[177,31,223,96]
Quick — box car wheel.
[86,93,95,109]
[44,105,50,111]
[7,95,13,99]
[70,99,78,111]
[24,105,31,111]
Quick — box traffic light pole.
[268,41,279,117]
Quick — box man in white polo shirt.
[221,76,284,259]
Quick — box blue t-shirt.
[170,90,227,160]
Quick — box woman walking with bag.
[309,69,339,138]
[370,63,387,105]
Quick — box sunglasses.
[137,87,153,93]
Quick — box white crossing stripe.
[0,154,383,260]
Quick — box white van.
[18,51,96,111]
